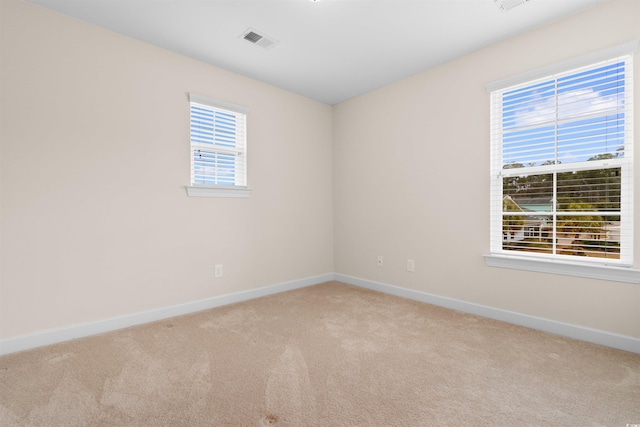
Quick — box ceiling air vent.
[494,0,530,12]
[240,28,279,50]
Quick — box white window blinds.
[489,50,634,266]
[189,94,248,187]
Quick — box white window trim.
[188,93,249,116]
[486,40,639,92]
[186,93,251,198]
[485,40,639,282]
[484,254,640,284]
[185,185,252,198]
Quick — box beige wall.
[333,0,640,339]
[2,0,639,343]
[0,0,333,339]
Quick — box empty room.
[1,0,639,425]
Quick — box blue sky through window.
[501,61,625,168]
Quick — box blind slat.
[189,97,247,187]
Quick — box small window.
[186,93,250,198]
[489,52,634,267]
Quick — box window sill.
[484,254,640,284]
[185,185,252,198]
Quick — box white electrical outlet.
[377,256,383,267]
[214,264,223,278]
[407,259,415,272]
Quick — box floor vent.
[240,28,279,50]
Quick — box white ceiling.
[27,0,606,105]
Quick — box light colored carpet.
[1,281,639,426]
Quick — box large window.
[489,48,634,269]
[186,93,250,198]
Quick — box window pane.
[193,150,236,185]
[502,213,554,254]
[502,173,553,254]
[503,173,553,211]
[556,167,621,259]
[556,215,620,259]
[503,125,556,167]
[557,167,621,212]
[557,115,625,163]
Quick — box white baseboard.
[3,272,638,356]
[335,273,640,354]
[0,273,333,356]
